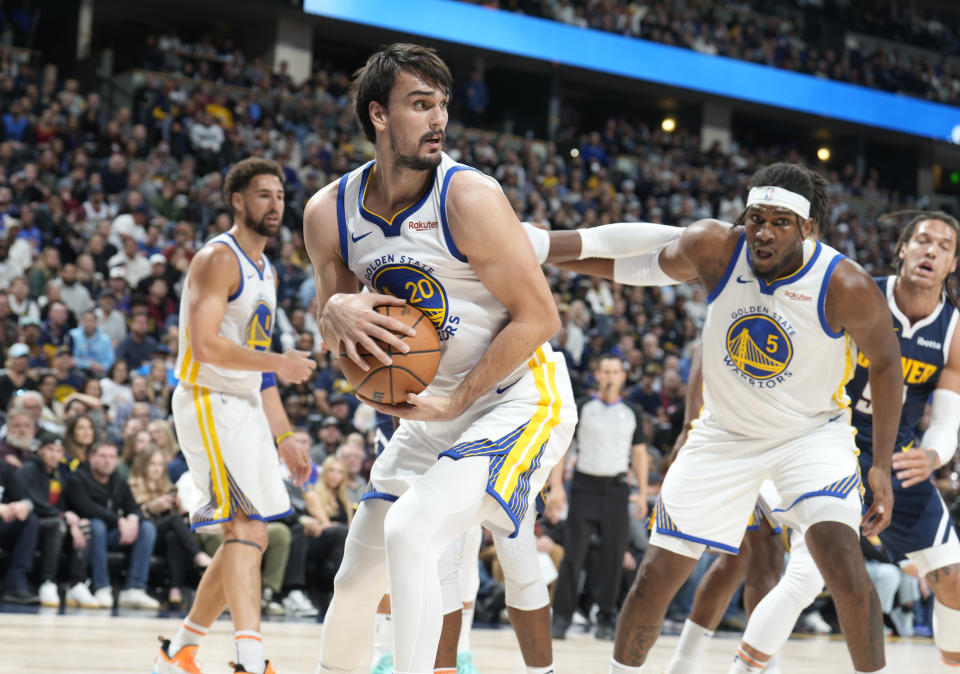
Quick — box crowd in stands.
[0,39,955,641]
[461,0,960,107]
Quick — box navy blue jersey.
[848,276,959,458]
[374,410,395,456]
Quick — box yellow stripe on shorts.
[193,385,230,521]
[493,357,562,501]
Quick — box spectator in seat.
[68,310,114,376]
[0,458,39,603]
[15,437,97,608]
[93,290,127,346]
[335,442,368,507]
[66,441,159,609]
[0,407,37,468]
[128,447,211,608]
[116,313,158,370]
[63,413,97,468]
[0,343,36,410]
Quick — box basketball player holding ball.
[305,44,577,674]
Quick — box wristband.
[276,430,295,445]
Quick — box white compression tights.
[741,533,825,655]
[317,499,393,672]
[385,456,500,674]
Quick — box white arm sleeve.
[578,222,682,260]
[521,222,550,264]
[920,388,960,467]
[612,246,678,286]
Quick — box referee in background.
[551,353,647,641]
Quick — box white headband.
[746,186,810,219]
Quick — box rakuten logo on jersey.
[408,220,438,231]
[784,290,812,303]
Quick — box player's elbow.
[536,309,561,345]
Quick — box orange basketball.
[338,304,442,405]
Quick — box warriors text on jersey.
[700,232,856,437]
[335,152,543,396]
[848,275,959,455]
[175,232,276,394]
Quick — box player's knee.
[504,573,548,611]
[383,504,421,556]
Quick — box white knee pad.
[459,525,482,603]
[494,514,549,611]
[933,599,960,652]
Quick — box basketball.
[338,304,441,404]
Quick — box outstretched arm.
[826,260,902,536]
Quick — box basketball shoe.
[152,637,203,674]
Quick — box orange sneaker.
[153,637,204,674]
[230,660,276,673]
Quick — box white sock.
[371,612,393,663]
[234,630,264,674]
[527,666,555,674]
[458,606,474,654]
[666,619,714,673]
[764,653,782,674]
[729,647,767,673]
[609,657,645,673]
[169,618,208,655]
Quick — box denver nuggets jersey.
[700,232,856,438]
[337,152,545,396]
[849,276,959,455]
[175,232,276,394]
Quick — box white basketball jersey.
[176,232,276,394]
[337,152,546,396]
[700,232,856,438]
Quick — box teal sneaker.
[457,651,479,674]
[371,654,393,674]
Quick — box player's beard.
[391,129,443,171]
[243,210,281,238]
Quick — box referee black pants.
[552,471,630,627]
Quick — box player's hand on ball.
[358,392,462,422]
[892,447,939,489]
[322,292,415,370]
[862,465,893,537]
[277,349,317,384]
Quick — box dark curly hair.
[352,43,453,143]
[223,157,284,203]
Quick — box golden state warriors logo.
[725,314,793,381]
[372,264,452,334]
[245,300,273,352]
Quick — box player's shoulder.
[304,176,343,220]
[187,237,240,286]
[445,164,502,204]
[828,257,876,295]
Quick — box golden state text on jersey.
[724,307,796,387]
[336,153,527,396]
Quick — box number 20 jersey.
[848,276,959,457]
[700,231,857,438]
[335,152,532,396]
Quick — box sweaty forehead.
[393,70,445,98]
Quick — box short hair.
[595,353,626,370]
[222,157,284,203]
[89,441,118,458]
[352,43,453,142]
